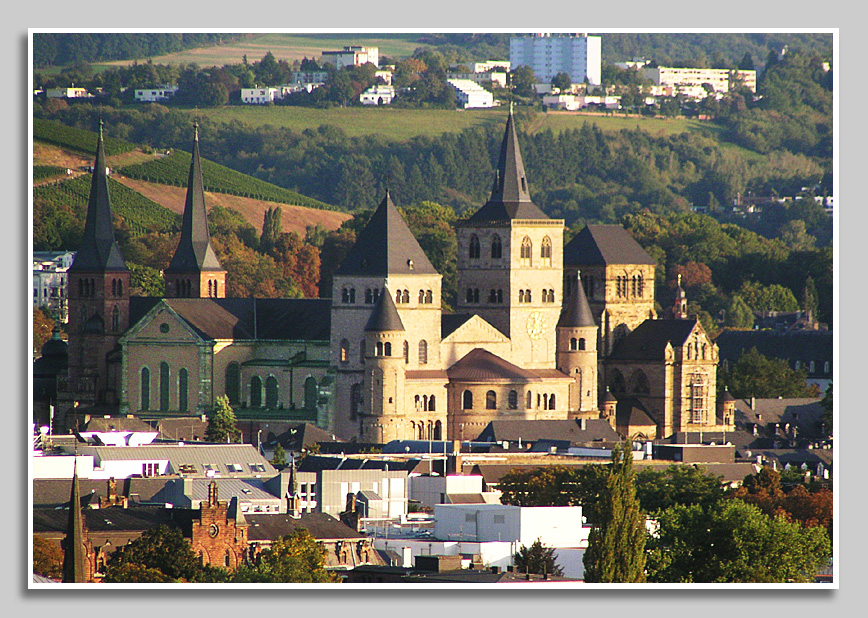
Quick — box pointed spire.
[468,109,547,221]
[335,191,437,276]
[69,121,127,273]
[558,271,597,328]
[166,123,223,273]
[365,286,405,332]
[62,460,87,583]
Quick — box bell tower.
[556,272,599,415]
[164,122,227,299]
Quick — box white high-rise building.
[510,33,602,85]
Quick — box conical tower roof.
[558,272,597,328]
[166,123,224,273]
[336,191,437,276]
[69,121,128,273]
[468,106,548,222]
[62,460,87,583]
[365,287,405,332]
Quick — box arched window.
[159,362,170,411]
[466,288,475,303]
[491,235,502,259]
[225,363,240,404]
[525,289,532,303]
[250,376,262,408]
[428,395,436,412]
[208,280,213,297]
[365,289,373,304]
[611,369,626,394]
[265,376,279,408]
[359,340,366,363]
[375,342,384,357]
[434,420,442,440]
[340,339,350,363]
[508,390,518,410]
[350,383,361,420]
[111,279,117,297]
[637,274,644,297]
[403,340,409,364]
[425,290,432,304]
[570,337,578,351]
[343,287,350,302]
[304,377,317,411]
[809,361,816,373]
[486,390,497,410]
[111,305,120,332]
[419,289,426,303]
[541,236,552,265]
[178,368,188,412]
[579,338,586,350]
[462,390,473,410]
[631,370,650,394]
[526,391,533,409]
[548,394,556,410]
[469,234,481,259]
[489,289,498,303]
[395,289,403,304]
[520,236,532,265]
[384,342,392,357]
[140,367,150,411]
[213,280,218,297]
[418,340,428,365]
[518,290,525,303]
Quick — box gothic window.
[213,280,218,297]
[469,234,481,259]
[611,369,626,394]
[526,391,533,409]
[418,340,428,365]
[250,376,263,408]
[359,340,366,363]
[541,236,552,266]
[403,340,409,363]
[350,383,362,420]
[632,275,638,297]
[179,368,189,412]
[265,376,279,408]
[631,370,650,394]
[208,280,213,297]
[520,236,532,266]
[225,363,240,404]
[462,390,473,410]
[486,390,497,410]
[688,373,707,424]
[111,279,117,296]
[508,390,518,410]
[111,305,120,332]
[583,275,594,299]
[340,339,350,363]
[809,361,816,373]
[491,234,502,259]
[159,362,170,411]
[637,274,644,297]
[304,376,317,411]
[140,367,150,411]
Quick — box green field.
[104,32,425,68]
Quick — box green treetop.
[205,395,242,443]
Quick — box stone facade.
[189,482,248,570]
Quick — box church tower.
[672,274,688,319]
[65,121,130,410]
[556,272,599,415]
[330,190,442,440]
[360,288,407,443]
[164,123,226,298]
[455,107,564,368]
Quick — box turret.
[601,386,617,430]
[361,288,406,442]
[672,274,688,319]
[557,272,599,413]
[718,386,736,428]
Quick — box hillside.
[32,141,351,239]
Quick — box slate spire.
[69,120,127,273]
[166,122,223,273]
[558,271,597,328]
[365,286,405,332]
[61,459,87,583]
[469,108,548,221]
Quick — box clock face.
[209,524,219,538]
[526,311,545,340]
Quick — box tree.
[513,538,563,577]
[33,536,64,579]
[498,464,608,523]
[719,347,818,399]
[551,72,572,91]
[509,65,537,98]
[645,500,831,583]
[820,383,832,439]
[635,465,726,514]
[271,442,287,468]
[103,525,228,583]
[33,307,55,359]
[260,206,283,254]
[582,445,646,582]
[231,530,339,583]
[205,395,241,443]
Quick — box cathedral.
[52,111,734,444]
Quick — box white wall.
[433,504,587,547]
[410,474,484,508]
[31,454,95,479]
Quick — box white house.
[359,85,396,106]
[322,46,379,69]
[46,87,90,99]
[240,87,281,104]
[134,86,179,103]
[447,79,494,109]
[542,93,620,111]
[410,474,499,509]
[446,71,508,89]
